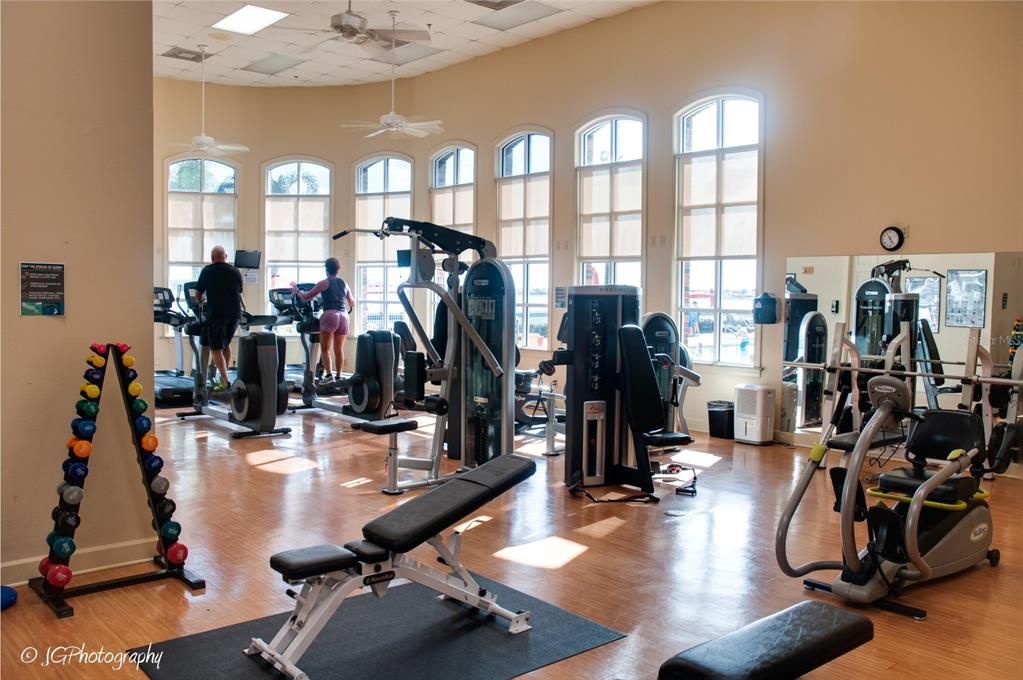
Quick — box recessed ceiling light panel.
[213,5,289,36]
[472,1,561,31]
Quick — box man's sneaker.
[213,380,231,393]
[316,375,335,387]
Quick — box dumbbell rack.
[28,342,205,618]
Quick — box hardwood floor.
[2,408,1020,679]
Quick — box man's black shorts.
[203,317,238,350]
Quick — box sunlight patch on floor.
[257,457,319,474]
[493,536,588,569]
[340,477,373,488]
[670,449,722,468]
[572,516,626,539]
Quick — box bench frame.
[245,531,531,680]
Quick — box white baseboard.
[2,537,155,585]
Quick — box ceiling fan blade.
[406,120,443,128]
[399,126,430,138]
[339,121,382,129]
[215,143,250,153]
[372,28,431,42]
[365,128,390,138]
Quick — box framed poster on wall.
[905,275,941,333]
[945,269,987,328]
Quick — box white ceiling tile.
[536,9,590,28]
[192,2,244,16]
[506,20,558,38]
[487,30,525,47]
[415,11,464,32]
[155,0,655,86]
[429,2,492,22]
[426,31,472,50]
[457,41,499,57]
[160,4,228,27]
[567,1,629,19]
[442,21,501,40]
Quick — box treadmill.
[154,286,195,406]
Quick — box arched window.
[576,115,643,290]
[498,131,551,349]
[265,160,332,304]
[354,156,412,333]
[166,158,237,295]
[676,95,761,365]
[431,145,475,234]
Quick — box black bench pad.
[343,540,389,563]
[644,431,693,448]
[358,418,419,435]
[879,467,977,504]
[362,455,536,554]
[269,545,358,582]
[658,601,873,680]
[828,429,904,453]
[457,454,537,495]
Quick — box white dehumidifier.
[735,384,775,445]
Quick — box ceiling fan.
[338,12,442,139]
[283,0,431,56]
[175,45,250,155]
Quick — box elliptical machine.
[777,375,1014,620]
[176,283,291,439]
[271,285,398,423]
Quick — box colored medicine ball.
[165,543,188,565]
[131,398,149,415]
[134,416,152,435]
[67,462,89,485]
[46,564,73,588]
[141,434,159,452]
[61,485,84,505]
[150,475,170,495]
[51,537,76,560]
[160,521,182,541]
[127,382,143,397]
[143,455,164,477]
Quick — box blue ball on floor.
[1,585,16,610]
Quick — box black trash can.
[707,400,735,439]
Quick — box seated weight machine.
[332,217,516,492]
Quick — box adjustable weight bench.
[658,601,873,679]
[246,454,536,680]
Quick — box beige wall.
[2,1,155,582]
[154,1,1023,431]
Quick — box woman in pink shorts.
[291,257,355,386]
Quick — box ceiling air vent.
[465,0,525,10]
[161,46,206,63]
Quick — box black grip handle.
[830,388,850,427]
[331,230,350,240]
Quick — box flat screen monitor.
[234,250,262,269]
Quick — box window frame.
[261,156,335,320]
[575,112,646,291]
[674,91,766,367]
[164,155,239,306]
[353,153,414,335]
[429,142,476,234]
[496,128,554,350]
